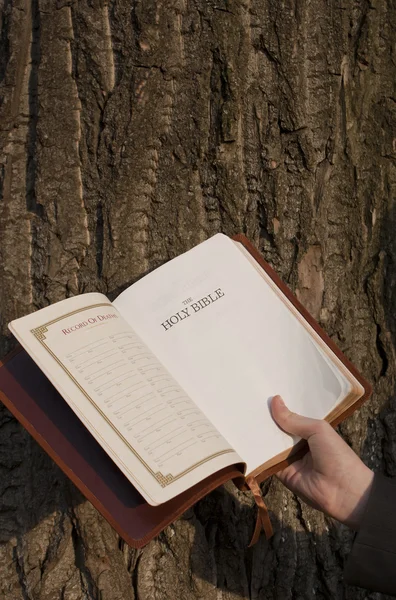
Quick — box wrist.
[338,467,375,530]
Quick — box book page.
[235,243,363,400]
[9,293,242,505]
[114,234,360,475]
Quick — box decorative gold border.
[31,303,234,487]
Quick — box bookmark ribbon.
[246,476,273,546]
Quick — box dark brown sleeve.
[344,473,396,596]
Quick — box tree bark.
[1,0,396,598]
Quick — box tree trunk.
[1,0,395,598]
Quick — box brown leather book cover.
[0,234,372,546]
[0,348,244,548]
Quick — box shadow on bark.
[0,404,391,598]
[162,480,362,599]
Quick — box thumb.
[271,395,324,440]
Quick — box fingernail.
[277,395,285,407]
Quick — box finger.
[271,395,326,440]
[276,461,302,486]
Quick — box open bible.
[0,234,371,545]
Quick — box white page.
[9,293,242,505]
[114,234,355,473]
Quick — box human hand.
[271,395,374,530]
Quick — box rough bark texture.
[1,0,396,598]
